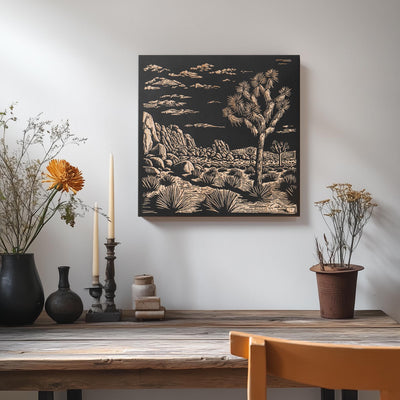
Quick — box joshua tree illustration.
[271,140,289,167]
[223,70,291,186]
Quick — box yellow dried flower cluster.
[314,199,330,206]
[328,183,377,207]
[324,209,341,217]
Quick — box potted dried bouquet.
[312,183,377,319]
[0,105,85,325]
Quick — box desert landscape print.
[139,55,300,216]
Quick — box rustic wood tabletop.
[0,310,399,391]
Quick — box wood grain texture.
[0,310,398,390]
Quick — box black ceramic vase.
[45,266,83,324]
[0,253,44,325]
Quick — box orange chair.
[230,331,400,400]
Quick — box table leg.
[342,390,358,400]
[38,392,54,400]
[67,389,83,400]
[321,388,335,400]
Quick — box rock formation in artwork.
[142,112,237,170]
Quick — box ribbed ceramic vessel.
[310,264,364,319]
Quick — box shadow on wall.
[364,204,400,322]
[299,64,310,226]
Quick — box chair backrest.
[230,331,400,400]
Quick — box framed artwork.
[139,55,300,216]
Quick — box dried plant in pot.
[312,183,377,319]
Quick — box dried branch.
[0,104,87,254]
[314,184,377,268]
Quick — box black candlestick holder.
[85,283,103,313]
[85,238,121,323]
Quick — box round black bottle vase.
[45,266,83,324]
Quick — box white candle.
[108,154,115,239]
[92,202,99,285]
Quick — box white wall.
[1,0,400,399]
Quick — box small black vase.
[45,266,83,324]
[0,253,44,325]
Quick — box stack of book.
[134,296,165,320]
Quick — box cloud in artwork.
[161,108,199,116]
[169,70,202,79]
[185,123,224,129]
[144,64,170,73]
[143,100,187,109]
[207,100,222,104]
[190,63,214,72]
[276,58,292,66]
[144,85,160,90]
[160,94,192,100]
[276,125,296,134]
[210,68,236,76]
[222,78,231,82]
[240,70,253,74]
[145,77,187,89]
[190,83,220,89]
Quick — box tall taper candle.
[108,154,115,239]
[92,202,99,285]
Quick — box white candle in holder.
[92,202,99,285]
[108,154,115,239]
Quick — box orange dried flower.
[43,159,84,194]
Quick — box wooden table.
[0,310,399,400]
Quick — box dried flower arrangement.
[0,104,86,254]
[314,183,377,270]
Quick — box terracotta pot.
[310,264,364,319]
